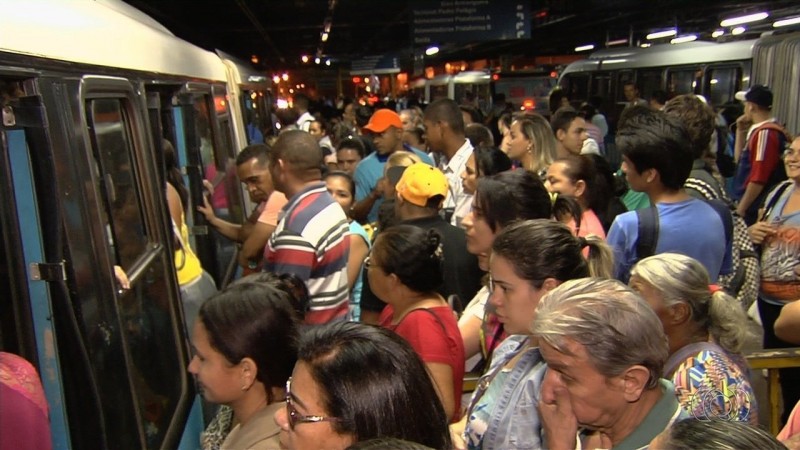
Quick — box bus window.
[241,90,267,144]
[86,97,186,448]
[706,66,742,107]
[430,83,449,101]
[590,72,611,103]
[668,68,702,97]
[562,74,590,106]
[88,99,148,270]
[638,69,663,100]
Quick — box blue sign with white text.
[412,0,531,45]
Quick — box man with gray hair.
[532,278,688,450]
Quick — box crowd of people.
[190,85,800,449]
[8,83,800,450]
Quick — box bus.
[408,71,492,111]
[0,0,271,448]
[558,33,800,134]
[491,70,560,115]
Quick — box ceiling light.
[720,12,768,27]
[281,73,289,81]
[640,43,651,48]
[712,30,725,38]
[606,38,628,46]
[646,29,677,40]
[603,59,628,64]
[732,26,746,35]
[325,59,331,66]
[314,57,321,64]
[321,32,329,42]
[425,46,439,56]
[774,16,800,28]
[574,44,595,52]
[301,55,309,63]
[671,34,698,44]
[272,75,280,84]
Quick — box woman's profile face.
[461,194,498,269]
[275,361,354,450]
[365,237,394,302]
[460,153,478,195]
[544,161,580,198]
[506,120,532,161]
[187,320,243,405]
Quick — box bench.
[746,347,800,434]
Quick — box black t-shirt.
[359,215,483,313]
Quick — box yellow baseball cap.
[395,163,449,208]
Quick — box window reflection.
[86,98,184,448]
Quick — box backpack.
[636,178,759,309]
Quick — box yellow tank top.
[173,212,203,286]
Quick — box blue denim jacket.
[464,335,546,450]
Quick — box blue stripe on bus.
[8,129,71,450]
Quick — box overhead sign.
[412,0,531,45]
[350,54,400,75]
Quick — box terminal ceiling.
[126,0,799,70]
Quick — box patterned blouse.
[670,347,757,424]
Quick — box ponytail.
[583,235,614,279]
[707,290,751,354]
[551,194,583,233]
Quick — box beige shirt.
[220,402,283,450]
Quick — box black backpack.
[636,177,759,309]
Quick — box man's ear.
[643,168,658,184]
[556,129,566,142]
[618,364,651,402]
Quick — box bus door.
[174,86,243,288]
[1,76,70,450]
[43,74,193,449]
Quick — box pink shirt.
[257,191,288,227]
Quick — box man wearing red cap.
[352,109,433,223]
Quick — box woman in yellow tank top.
[165,140,217,330]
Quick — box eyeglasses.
[285,377,342,430]
[783,147,800,160]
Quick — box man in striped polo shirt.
[265,130,350,324]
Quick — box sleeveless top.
[173,212,203,286]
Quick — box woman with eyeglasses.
[367,225,465,422]
[273,321,452,450]
[188,281,299,450]
[749,135,800,424]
